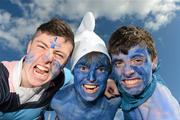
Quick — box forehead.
[77,53,109,65]
[112,45,149,59]
[32,32,72,48]
[33,32,63,43]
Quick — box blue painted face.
[111,45,154,95]
[73,53,110,102]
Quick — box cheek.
[24,53,36,64]
[96,72,109,83]
[50,61,62,78]
[74,70,86,83]
[96,73,108,91]
[133,66,145,75]
[111,67,122,81]
[133,65,152,82]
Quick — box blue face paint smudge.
[51,60,62,79]
[50,36,58,49]
[73,53,110,102]
[112,45,153,95]
[24,53,35,64]
[42,50,51,62]
[50,36,61,49]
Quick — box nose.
[88,70,96,82]
[43,49,54,63]
[123,64,135,78]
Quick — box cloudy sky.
[0,0,180,102]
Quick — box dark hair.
[33,18,74,48]
[108,25,157,60]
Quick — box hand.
[105,79,120,99]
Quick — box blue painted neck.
[119,74,158,111]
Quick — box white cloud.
[54,0,179,30]
[0,0,179,53]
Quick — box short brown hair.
[33,18,74,48]
[108,25,157,59]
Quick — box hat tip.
[75,11,95,35]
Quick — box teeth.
[124,80,139,85]
[33,65,49,81]
[83,84,99,94]
[122,79,141,88]
[36,65,48,72]
[84,84,97,89]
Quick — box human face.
[111,45,155,95]
[73,53,110,102]
[21,32,73,88]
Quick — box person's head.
[22,18,74,88]
[108,25,157,96]
[73,52,110,102]
[71,12,111,102]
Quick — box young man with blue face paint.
[108,25,180,119]
[51,12,121,120]
[0,18,74,119]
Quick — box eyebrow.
[129,53,145,60]
[111,58,122,63]
[37,40,48,48]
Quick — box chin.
[123,84,145,96]
[81,93,98,102]
[126,89,142,96]
[84,97,96,102]
[30,81,44,87]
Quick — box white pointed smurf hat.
[71,12,110,70]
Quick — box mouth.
[82,84,99,94]
[121,78,141,88]
[33,64,49,81]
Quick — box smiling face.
[21,32,73,88]
[111,45,155,95]
[73,52,110,102]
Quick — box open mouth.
[121,79,141,88]
[82,84,99,94]
[33,65,49,80]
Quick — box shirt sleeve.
[0,63,20,112]
[63,67,74,87]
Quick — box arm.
[105,79,120,99]
[0,63,20,112]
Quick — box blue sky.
[0,0,180,102]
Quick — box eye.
[131,57,145,66]
[80,65,89,72]
[114,60,124,68]
[55,53,64,59]
[97,67,106,73]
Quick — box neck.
[21,68,31,88]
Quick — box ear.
[27,40,32,54]
[152,56,158,71]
